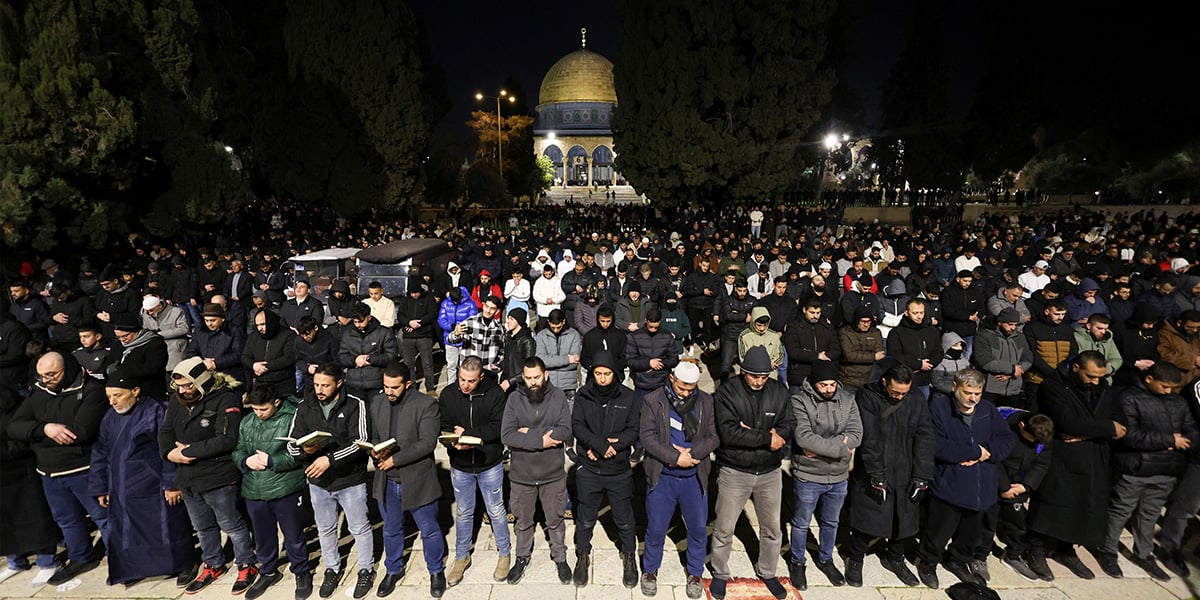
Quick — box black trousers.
[980,500,1028,559]
[917,496,983,565]
[843,528,907,561]
[573,467,637,554]
[686,306,715,344]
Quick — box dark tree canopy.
[612,0,836,207]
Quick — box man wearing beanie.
[141,294,189,372]
[639,361,718,599]
[90,365,196,587]
[973,307,1034,407]
[111,311,169,400]
[159,357,256,594]
[569,351,641,589]
[709,346,795,600]
[787,359,862,591]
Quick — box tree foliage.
[612,0,836,206]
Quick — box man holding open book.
[365,360,446,598]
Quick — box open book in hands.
[354,438,397,453]
[275,431,332,447]
[439,432,483,446]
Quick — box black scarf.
[666,383,700,441]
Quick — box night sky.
[411,2,1196,151]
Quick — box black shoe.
[233,564,259,595]
[245,571,283,600]
[880,555,919,586]
[430,572,446,598]
[762,577,787,600]
[184,564,227,595]
[46,558,101,586]
[573,552,590,587]
[175,564,198,588]
[295,571,314,600]
[1050,552,1094,579]
[1131,555,1171,582]
[506,557,531,585]
[620,552,638,588]
[1002,556,1040,582]
[968,558,990,583]
[814,559,845,586]
[917,560,939,589]
[1026,553,1055,582]
[1157,548,1191,578]
[941,558,983,585]
[318,568,344,599]
[630,447,645,464]
[844,557,864,587]
[1095,553,1123,579]
[376,571,404,597]
[353,569,375,599]
[555,560,572,584]
[787,562,806,591]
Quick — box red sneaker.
[232,564,259,595]
[185,564,227,595]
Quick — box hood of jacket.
[941,331,966,352]
[883,279,907,298]
[258,308,284,339]
[749,305,771,326]
[329,280,351,296]
[1074,277,1100,298]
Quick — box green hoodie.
[737,306,784,378]
[1072,323,1123,383]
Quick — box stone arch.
[566,145,589,186]
[543,145,564,184]
[591,145,614,186]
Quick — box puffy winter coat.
[1024,316,1077,384]
[233,397,306,500]
[626,328,680,391]
[186,323,246,384]
[158,382,244,493]
[713,376,795,474]
[437,289,479,346]
[337,318,399,393]
[791,378,862,483]
[1112,382,1198,477]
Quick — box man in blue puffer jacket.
[437,287,478,387]
[914,368,1014,589]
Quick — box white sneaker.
[31,567,57,587]
[0,566,26,584]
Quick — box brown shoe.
[493,555,510,582]
[447,557,470,587]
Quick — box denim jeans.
[6,550,57,570]
[790,478,848,565]
[182,484,255,568]
[378,479,445,575]
[41,472,109,563]
[449,463,511,560]
[309,483,374,571]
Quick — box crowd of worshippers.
[6,205,1200,600]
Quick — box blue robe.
[89,398,196,584]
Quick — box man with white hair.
[141,294,189,371]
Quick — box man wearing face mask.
[1025,351,1127,581]
[842,363,935,588]
[570,352,641,589]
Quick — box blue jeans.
[643,473,707,577]
[790,478,848,565]
[310,483,374,571]
[41,472,108,563]
[6,550,57,570]
[379,479,445,575]
[449,463,510,559]
[182,484,255,568]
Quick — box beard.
[527,383,547,404]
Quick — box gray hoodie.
[931,332,970,395]
[790,378,863,483]
[501,382,572,485]
[534,326,583,391]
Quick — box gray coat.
[534,327,583,392]
[367,387,442,510]
[501,382,572,485]
[791,379,862,484]
[973,326,1034,397]
[142,304,189,371]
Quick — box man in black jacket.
[439,356,512,587]
[626,308,680,400]
[186,303,246,386]
[1096,362,1197,581]
[395,284,438,392]
[886,299,943,400]
[243,309,298,395]
[7,351,109,585]
[581,306,627,379]
[570,352,641,589]
[682,259,721,350]
[782,300,841,393]
[286,363,375,599]
[941,271,986,360]
[295,316,339,391]
[160,357,256,594]
[339,303,399,400]
[709,346,796,600]
[110,312,170,400]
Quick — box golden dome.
[537,49,617,106]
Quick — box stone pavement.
[5,357,1200,599]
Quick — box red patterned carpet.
[702,577,803,599]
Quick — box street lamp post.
[476,90,516,186]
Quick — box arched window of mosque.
[543,145,564,165]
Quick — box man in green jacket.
[1072,314,1123,384]
[234,386,312,600]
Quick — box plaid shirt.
[451,313,504,370]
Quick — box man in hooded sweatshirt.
[737,306,783,381]
[395,283,438,393]
[717,281,756,379]
[243,308,298,395]
[500,357,573,585]
[1073,313,1122,384]
[1066,278,1109,324]
[570,352,641,589]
